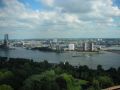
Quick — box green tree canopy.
[22,70,86,90]
[0,71,14,80]
[98,76,113,88]
[0,84,14,90]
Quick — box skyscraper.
[83,42,87,51]
[4,34,9,48]
[89,42,94,51]
[69,44,75,51]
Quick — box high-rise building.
[89,42,94,51]
[82,42,94,51]
[56,44,62,52]
[4,34,9,48]
[83,42,87,51]
[69,44,75,51]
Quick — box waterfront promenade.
[103,85,120,90]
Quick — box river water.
[0,47,120,69]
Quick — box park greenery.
[0,57,120,90]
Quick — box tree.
[22,70,59,90]
[0,70,14,86]
[97,65,103,72]
[23,70,83,90]
[56,73,82,90]
[0,71,14,80]
[98,76,113,88]
[0,84,14,90]
[92,79,101,90]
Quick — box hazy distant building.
[82,42,94,51]
[4,34,9,48]
[89,42,94,51]
[0,34,10,49]
[69,44,75,51]
[56,44,62,52]
[83,42,87,51]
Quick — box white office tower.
[83,42,87,51]
[69,44,75,51]
[90,42,94,51]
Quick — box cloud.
[0,0,120,38]
[41,0,54,6]
[0,0,81,29]
[41,0,120,20]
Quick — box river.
[0,47,120,69]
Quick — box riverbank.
[105,50,120,54]
[31,47,101,54]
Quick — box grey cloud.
[0,0,120,38]
[54,0,93,13]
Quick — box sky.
[0,0,120,39]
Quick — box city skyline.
[0,0,120,39]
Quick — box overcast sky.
[0,0,120,39]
